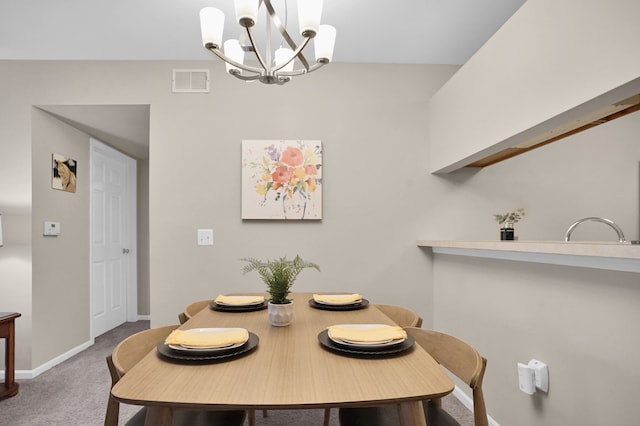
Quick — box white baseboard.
[3,319,152,381]
[3,319,154,381]
[1,338,94,381]
[452,386,500,426]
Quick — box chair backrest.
[105,325,179,426]
[404,327,488,426]
[375,304,423,327]
[105,355,121,426]
[112,325,179,377]
[107,324,247,426]
[184,299,211,320]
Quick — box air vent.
[172,69,210,93]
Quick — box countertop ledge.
[417,240,640,259]
[417,240,640,273]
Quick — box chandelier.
[199,0,336,85]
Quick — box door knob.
[122,248,130,254]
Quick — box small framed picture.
[52,153,77,193]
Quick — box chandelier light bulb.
[224,39,245,73]
[200,7,225,48]
[314,25,336,62]
[297,0,323,37]
[234,0,259,27]
[275,47,295,72]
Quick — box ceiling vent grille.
[172,69,210,93]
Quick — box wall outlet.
[518,359,549,394]
[529,359,549,392]
[517,362,535,394]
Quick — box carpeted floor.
[0,321,149,426]
[0,321,474,426]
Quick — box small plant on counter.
[241,255,320,304]
[494,208,526,228]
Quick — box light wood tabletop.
[111,293,454,425]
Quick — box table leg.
[144,406,172,426]
[0,316,19,399]
[399,401,427,426]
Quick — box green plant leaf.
[241,256,320,304]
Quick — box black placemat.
[210,301,268,312]
[157,332,259,362]
[317,329,414,357]
[308,298,369,311]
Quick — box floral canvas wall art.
[242,140,322,220]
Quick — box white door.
[90,138,137,337]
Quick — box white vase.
[282,191,307,219]
[268,301,294,326]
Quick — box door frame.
[89,138,138,338]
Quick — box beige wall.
[426,110,640,425]
[31,109,90,366]
[137,159,150,315]
[423,110,640,243]
[429,0,640,172]
[0,60,455,370]
[433,255,640,426]
[0,60,638,425]
[147,62,454,326]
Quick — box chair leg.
[104,394,120,426]
[430,397,443,408]
[262,409,268,417]
[323,408,331,426]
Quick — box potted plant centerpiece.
[241,255,319,326]
[494,208,525,240]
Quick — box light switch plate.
[197,229,213,246]
[44,221,61,236]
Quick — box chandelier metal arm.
[277,59,328,77]
[205,43,264,74]
[272,36,311,73]
[244,26,270,73]
[263,0,311,71]
[228,70,263,81]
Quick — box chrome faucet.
[565,217,626,243]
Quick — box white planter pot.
[268,301,294,326]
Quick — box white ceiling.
[4,0,526,158]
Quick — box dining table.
[111,293,454,426]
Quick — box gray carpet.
[0,321,474,426]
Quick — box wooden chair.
[105,325,247,426]
[178,299,267,425]
[338,327,488,426]
[374,304,423,327]
[322,304,424,425]
[183,299,212,321]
